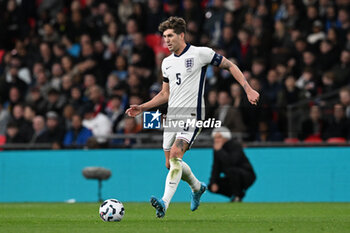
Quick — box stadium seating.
[145,34,169,55]
[303,135,323,143]
[284,138,300,143]
[0,135,6,151]
[327,137,346,143]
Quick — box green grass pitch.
[0,203,349,233]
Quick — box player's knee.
[169,147,182,159]
[169,158,182,173]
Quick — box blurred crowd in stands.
[0,0,350,149]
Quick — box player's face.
[163,29,184,53]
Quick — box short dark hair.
[158,16,186,35]
[7,121,19,129]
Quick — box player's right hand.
[125,105,142,117]
[210,183,219,193]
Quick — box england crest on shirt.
[185,58,194,72]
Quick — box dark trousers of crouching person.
[209,136,256,202]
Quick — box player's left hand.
[125,105,142,117]
[246,89,260,105]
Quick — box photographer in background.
[209,127,256,202]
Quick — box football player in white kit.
[126,17,259,218]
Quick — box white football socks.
[181,161,201,192]
[162,158,183,209]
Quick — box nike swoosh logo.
[166,66,172,70]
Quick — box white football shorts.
[162,118,202,151]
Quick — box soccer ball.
[99,199,125,222]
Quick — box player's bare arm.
[219,57,260,105]
[126,82,170,117]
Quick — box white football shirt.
[162,44,222,120]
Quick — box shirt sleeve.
[161,60,169,82]
[198,47,223,66]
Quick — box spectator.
[106,95,124,133]
[321,71,337,94]
[87,85,106,115]
[113,55,128,81]
[82,102,112,147]
[324,5,341,32]
[29,115,49,144]
[66,10,89,43]
[0,101,10,135]
[209,127,256,202]
[63,114,92,147]
[11,104,33,142]
[203,0,227,46]
[26,87,47,116]
[68,86,85,114]
[50,63,64,90]
[324,103,348,140]
[46,88,66,114]
[271,20,293,65]
[307,20,326,46]
[301,50,320,76]
[42,23,60,44]
[230,83,244,109]
[165,0,182,18]
[83,74,97,93]
[61,74,73,99]
[53,11,68,36]
[145,0,164,34]
[232,0,247,32]
[299,105,327,141]
[304,5,321,34]
[250,58,267,80]
[236,28,252,70]
[262,69,282,107]
[0,59,28,102]
[318,39,339,72]
[277,75,303,106]
[205,89,218,121]
[218,26,239,59]
[22,104,35,141]
[243,78,268,141]
[338,8,350,37]
[101,21,124,49]
[120,18,139,58]
[35,70,51,97]
[62,104,75,131]
[117,0,133,25]
[214,91,246,133]
[327,27,342,52]
[339,87,350,119]
[46,111,65,143]
[5,121,25,143]
[114,116,141,147]
[255,120,282,142]
[183,0,202,31]
[332,50,350,87]
[38,42,54,71]
[296,68,317,98]
[105,74,120,97]
[6,56,31,85]
[131,32,155,70]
